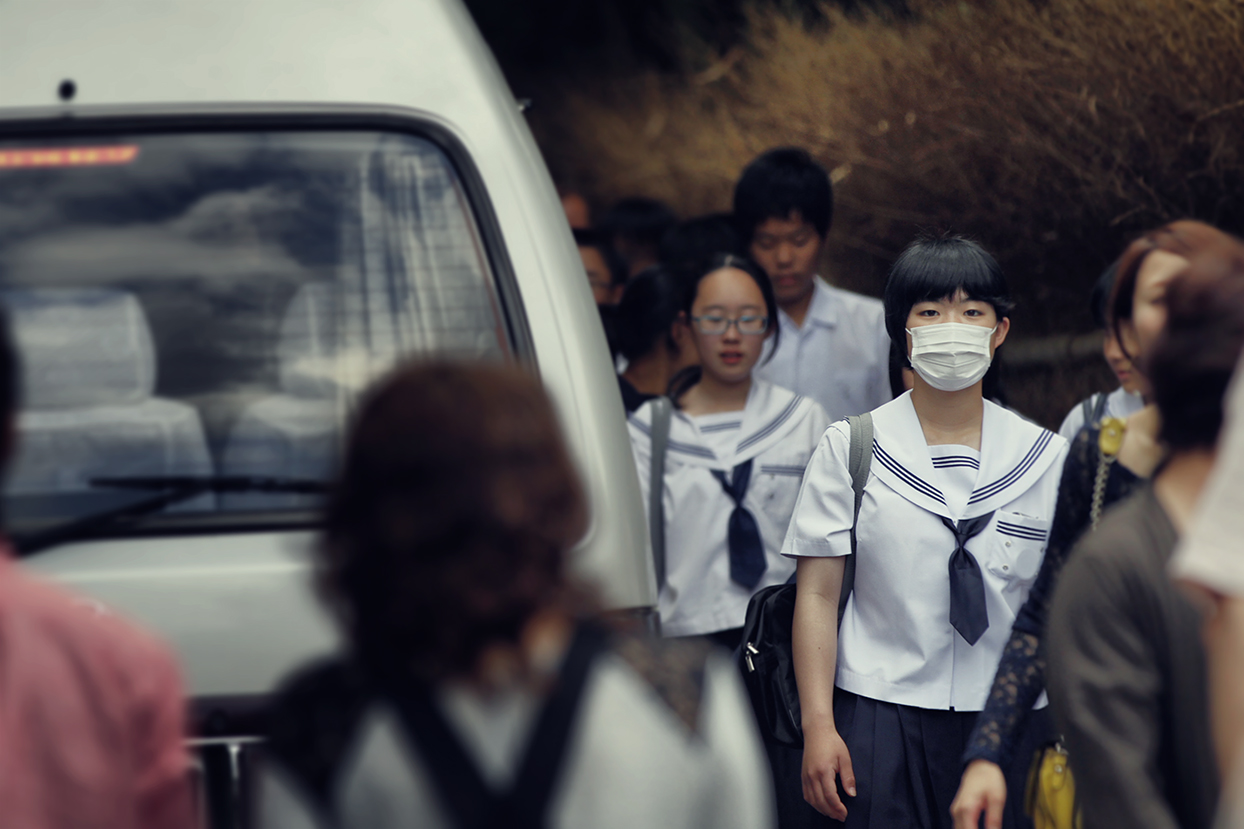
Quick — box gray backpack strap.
[840,413,874,626]
[1090,391,1109,424]
[1081,392,1106,427]
[648,396,673,591]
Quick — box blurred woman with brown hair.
[1046,244,1244,828]
[953,220,1240,829]
[257,361,774,829]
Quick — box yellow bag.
[1024,742,1080,829]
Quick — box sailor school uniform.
[782,391,1069,711]
[630,380,831,637]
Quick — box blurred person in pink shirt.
[0,307,195,828]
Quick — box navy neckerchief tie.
[711,459,767,589]
[941,512,995,646]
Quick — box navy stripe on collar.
[932,455,981,469]
[736,396,802,453]
[759,464,806,477]
[668,439,717,458]
[630,417,717,459]
[699,420,742,434]
[968,430,1054,505]
[873,441,947,505]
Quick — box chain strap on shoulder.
[1089,417,1127,531]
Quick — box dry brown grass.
[531,0,1244,343]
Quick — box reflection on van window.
[0,131,509,529]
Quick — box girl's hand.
[802,728,856,820]
[950,759,1007,829]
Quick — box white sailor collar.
[629,379,817,469]
[869,391,1066,520]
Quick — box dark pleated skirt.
[764,690,1051,829]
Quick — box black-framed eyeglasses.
[690,314,769,335]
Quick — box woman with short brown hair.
[1047,248,1244,829]
[953,220,1242,829]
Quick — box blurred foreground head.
[1149,242,1244,452]
[320,361,588,683]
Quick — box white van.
[0,0,652,810]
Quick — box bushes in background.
[527,0,1244,424]
[531,0,1244,329]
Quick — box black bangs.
[733,147,832,245]
[883,234,1014,348]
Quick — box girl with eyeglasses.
[628,253,830,650]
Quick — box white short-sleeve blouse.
[630,380,831,637]
[782,392,1068,711]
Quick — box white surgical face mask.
[906,322,997,392]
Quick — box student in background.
[613,265,699,413]
[951,219,1237,829]
[560,190,592,229]
[629,254,829,650]
[1057,260,1145,440]
[0,308,194,829]
[574,228,627,306]
[1047,253,1244,829]
[260,361,776,829]
[734,147,891,422]
[660,212,740,269]
[600,196,678,278]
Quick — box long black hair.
[613,265,689,363]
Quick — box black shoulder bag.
[737,413,873,747]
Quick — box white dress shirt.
[629,380,831,636]
[782,392,1068,710]
[1057,386,1145,441]
[754,278,892,423]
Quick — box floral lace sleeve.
[962,425,1142,768]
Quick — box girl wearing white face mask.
[780,235,1069,829]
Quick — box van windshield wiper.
[92,475,330,495]
[11,476,330,555]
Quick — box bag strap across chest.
[648,395,673,590]
[839,412,874,625]
[389,623,610,829]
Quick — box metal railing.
[189,735,264,829]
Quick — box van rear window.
[0,131,511,535]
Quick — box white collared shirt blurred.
[754,277,892,423]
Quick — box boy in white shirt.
[735,148,892,421]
